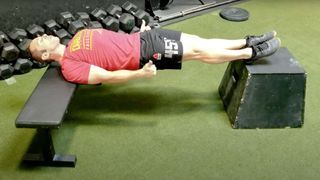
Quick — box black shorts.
[139,29,183,69]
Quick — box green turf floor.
[1,0,320,179]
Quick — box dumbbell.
[6,29,34,74]
[122,1,160,29]
[90,8,115,31]
[44,19,72,45]
[13,58,33,74]
[71,12,103,30]
[26,24,45,38]
[0,63,14,80]
[91,7,135,33]
[89,8,123,33]
[95,10,120,32]
[121,2,149,27]
[0,31,20,62]
[57,11,86,35]
[56,11,75,29]
[105,5,137,33]
[106,5,140,33]
[8,28,32,58]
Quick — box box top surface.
[246,47,306,74]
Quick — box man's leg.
[180,33,252,64]
[180,32,281,64]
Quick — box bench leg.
[22,128,76,167]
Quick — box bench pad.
[16,65,77,128]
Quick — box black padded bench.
[15,63,78,167]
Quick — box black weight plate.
[220,7,249,22]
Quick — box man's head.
[28,34,61,62]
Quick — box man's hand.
[141,60,157,78]
[140,20,151,32]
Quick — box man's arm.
[88,61,157,84]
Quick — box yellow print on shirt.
[70,30,96,52]
[70,31,82,52]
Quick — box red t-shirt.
[61,29,140,84]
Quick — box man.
[28,21,280,84]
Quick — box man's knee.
[180,33,203,58]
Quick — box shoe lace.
[257,43,268,52]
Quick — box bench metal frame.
[22,128,76,167]
[16,64,77,167]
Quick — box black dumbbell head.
[90,8,107,21]
[14,58,33,74]
[1,42,20,62]
[87,21,103,29]
[106,4,122,17]
[76,12,91,22]
[32,60,48,69]
[0,64,14,80]
[135,9,150,25]
[122,1,138,13]
[119,13,135,33]
[17,39,32,58]
[44,19,62,34]
[57,11,75,28]
[102,16,119,32]
[7,28,32,59]
[68,20,85,35]
[121,2,149,27]
[61,38,71,45]
[55,28,72,41]
[26,24,45,38]
[8,28,27,44]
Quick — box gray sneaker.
[245,31,276,47]
[246,37,281,64]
